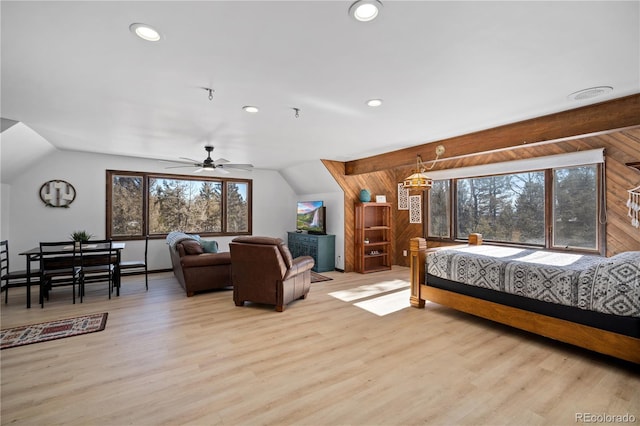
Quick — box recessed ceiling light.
[567,86,613,101]
[129,23,161,42]
[367,99,383,107]
[243,106,259,113]
[349,0,382,22]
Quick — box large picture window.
[427,163,602,253]
[107,170,252,239]
[456,171,545,245]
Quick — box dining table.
[19,242,125,308]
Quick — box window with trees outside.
[107,170,252,239]
[427,164,602,252]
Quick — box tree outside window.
[107,171,251,239]
[427,164,600,252]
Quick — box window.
[427,180,451,239]
[456,172,545,245]
[107,170,252,239]
[553,165,598,250]
[427,164,602,252]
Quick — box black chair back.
[39,241,80,306]
[78,239,116,301]
[119,235,149,290]
[1,240,9,280]
[79,240,115,267]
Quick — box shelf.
[360,265,391,274]
[355,202,392,274]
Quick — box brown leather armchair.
[229,236,314,311]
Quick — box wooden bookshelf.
[355,202,392,273]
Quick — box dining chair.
[79,239,117,301]
[119,235,148,290]
[39,241,81,307]
[1,240,40,304]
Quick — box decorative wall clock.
[39,180,76,208]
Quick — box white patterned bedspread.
[426,246,640,317]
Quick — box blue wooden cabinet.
[287,232,335,273]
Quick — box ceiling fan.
[162,146,253,174]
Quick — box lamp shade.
[403,172,433,189]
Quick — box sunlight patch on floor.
[328,279,409,302]
[328,279,412,316]
[353,289,412,316]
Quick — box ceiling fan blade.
[213,158,230,165]
[160,159,198,165]
[165,165,200,169]
[221,163,254,171]
[179,157,202,163]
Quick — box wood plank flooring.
[1,268,638,425]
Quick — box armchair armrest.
[181,252,231,268]
[284,255,315,279]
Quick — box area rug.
[311,271,333,283]
[1,312,108,350]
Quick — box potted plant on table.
[70,230,93,248]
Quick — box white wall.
[280,160,344,270]
[2,149,297,270]
[0,183,10,241]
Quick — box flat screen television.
[296,201,326,234]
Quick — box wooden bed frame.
[409,237,640,364]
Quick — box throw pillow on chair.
[181,240,203,255]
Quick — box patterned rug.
[1,312,108,350]
[311,271,332,283]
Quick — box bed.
[408,238,640,363]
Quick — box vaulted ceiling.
[2,1,638,171]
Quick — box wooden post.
[409,237,427,308]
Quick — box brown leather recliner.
[229,236,314,312]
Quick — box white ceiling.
[1,1,638,171]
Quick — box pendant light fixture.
[402,145,445,190]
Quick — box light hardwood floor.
[1,268,638,426]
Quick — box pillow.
[200,240,218,253]
[181,239,203,255]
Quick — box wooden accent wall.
[325,95,640,272]
[393,128,640,262]
[322,160,397,272]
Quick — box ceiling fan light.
[129,23,161,42]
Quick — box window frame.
[106,170,252,240]
[425,164,604,255]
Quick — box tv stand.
[287,232,335,273]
